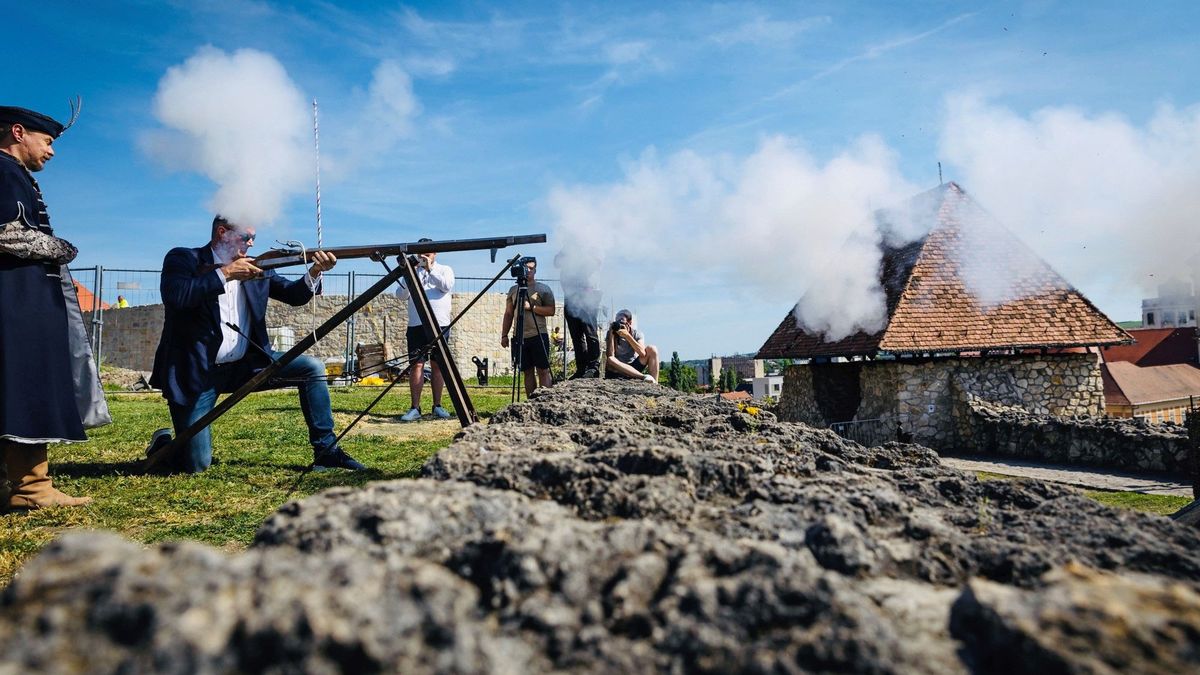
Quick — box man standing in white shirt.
[150,216,367,473]
[395,238,455,421]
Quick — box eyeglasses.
[223,227,255,243]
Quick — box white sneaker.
[400,407,421,422]
[432,405,452,419]
[643,374,657,383]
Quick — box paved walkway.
[939,454,1194,497]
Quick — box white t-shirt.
[396,261,455,327]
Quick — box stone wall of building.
[90,292,564,380]
[777,352,1104,450]
[774,364,822,426]
[966,397,1190,475]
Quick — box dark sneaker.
[144,428,173,459]
[313,447,367,471]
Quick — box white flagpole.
[313,98,323,251]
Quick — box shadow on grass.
[52,459,149,478]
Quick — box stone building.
[757,183,1130,450]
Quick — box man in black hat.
[0,104,109,510]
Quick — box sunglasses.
[223,226,255,243]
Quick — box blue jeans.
[167,352,335,473]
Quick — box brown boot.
[6,443,91,510]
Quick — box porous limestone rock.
[2,379,1199,674]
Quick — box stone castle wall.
[777,352,1104,450]
[966,397,1190,475]
[89,291,565,380]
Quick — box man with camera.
[500,257,556,397]
[395,238,455,422]
[605,309,660,383]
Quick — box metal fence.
[828,418,895,447]
[72,264,564,373]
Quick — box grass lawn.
[0,385,515,587]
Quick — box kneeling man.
[150,216,366,473]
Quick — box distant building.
[1141,280,1196,328]
[1101,327,1198,368]
[694,355,764,387]
[1099,326,1200,424]
[1102,361,1200,424]
[750,374,784,400]
[72,280,110,312]
[757,183,1129,450]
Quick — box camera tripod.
[509,278,553,404]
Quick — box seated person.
[604,309,659,383]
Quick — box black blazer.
[150,244,317,406]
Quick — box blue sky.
[11,1,1200,359]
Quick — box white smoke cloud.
[940,94,1200,304]
[546,135,919,340]
[142,49,422,228]
[142,47,313,227]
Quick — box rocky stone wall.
[89,292,564,379]
[966,396,1192,475]
[2,380,1199,673]
[778,353,1104,450]
[774,363,822,425]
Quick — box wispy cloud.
[763,12,978,103]
[710,13,831,47]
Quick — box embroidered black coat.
[0,152,99,443]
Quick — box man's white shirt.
[396,261,455,327]
[211,246,320,364]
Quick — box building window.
[1191,310,1196,321]
[1180,312,1189,325]
[1146,312,1155,326]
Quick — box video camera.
[611,315,628,335]
[510,256,537,285]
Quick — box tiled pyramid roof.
[757,183,1130,359]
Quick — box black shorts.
[407,325,450,364]
[605,357,646,379]
[512,334,551,371]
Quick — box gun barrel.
[254,233,547,270]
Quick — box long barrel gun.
[252,234,547,270]
[144,230,547,473]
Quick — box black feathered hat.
[0,98,81,139]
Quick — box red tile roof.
[757,183,1130,359]
[1102,361,1200,407]
[1101,327,1198,367]
[73,280,110,312]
